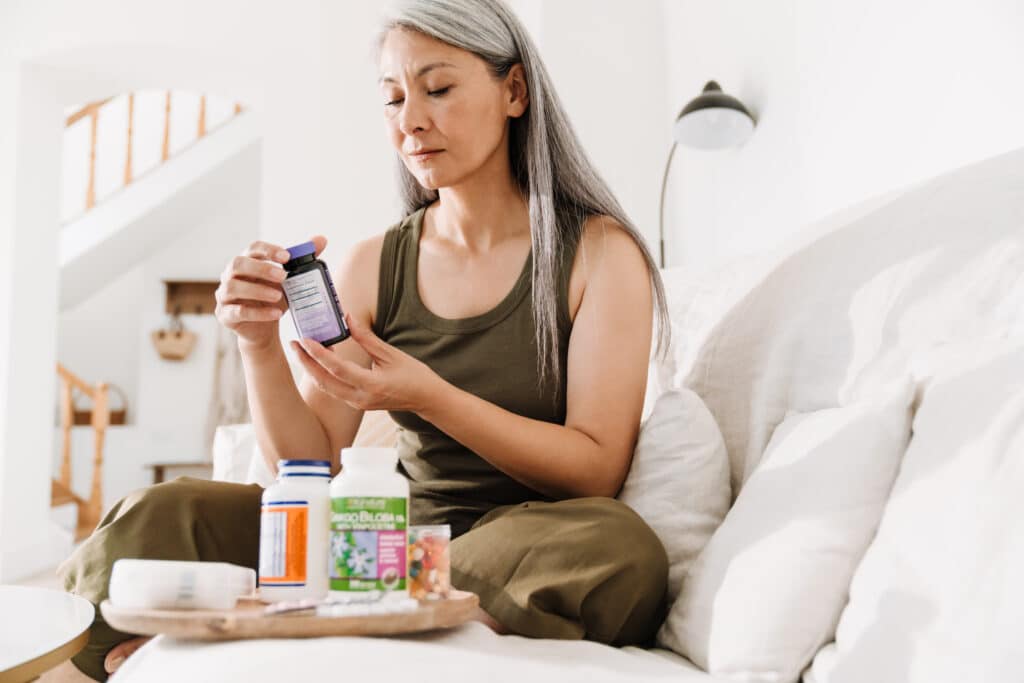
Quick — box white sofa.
[120,147,1024,683]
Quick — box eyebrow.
[378,61,457,85]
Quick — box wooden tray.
[100,590,478,641]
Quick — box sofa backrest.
[682,146,1024,499]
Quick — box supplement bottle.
[329,447,410,597]
[281,241,349,346]
[258,459,331,602]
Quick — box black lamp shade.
[673,81,755,149]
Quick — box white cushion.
[213,411,400,487]
[806,340,1024,683]
[682,147,1024,499]
[618,389,730,606]
[211,424,260,484]
[245,442,277,487]
[660,375,914,681]
[117,621,714,683]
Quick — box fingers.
[290,340,362,402]
[105,636,152,673]
[295,339,376,385]
[243,240,292,264]
[218,303,284,324]
[345,313,391,361]
[217,278,283,305]
[225,254,288,284]
[311,235,328,257]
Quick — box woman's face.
[378,28,527,191]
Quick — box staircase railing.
[64,91,245,215]
[54,363,110,541]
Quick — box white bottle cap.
[340,447,398,470]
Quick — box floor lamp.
[658,81,756,268]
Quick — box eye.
[384,86,451,108]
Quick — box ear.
[506,63,529,118]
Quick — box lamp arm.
[658,141,678,269]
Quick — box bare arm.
[289,235,384,473]
[220,236,383,476]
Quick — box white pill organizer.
[109,559,256,610]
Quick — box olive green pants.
[58,477,668,681]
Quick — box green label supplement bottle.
[329,447,409,595]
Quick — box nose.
[397,93,429,137]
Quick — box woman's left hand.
[290,312,441,413]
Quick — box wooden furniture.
[163,280,219,316]
[146,460,214,485]
[54,363,110,541]
[72,382,127,425]
[100,590,479,642]
[0,586,94,682]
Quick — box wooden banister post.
[81,382,109,539]
[86,104,98,209]
[162,91,172,161]
[59,378,73,488]
[198,94,207,138]
[124,92,135,186]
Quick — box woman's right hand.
[215,237,328,350]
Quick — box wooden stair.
[55,363,109,541]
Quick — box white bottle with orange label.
[258,459,330,602]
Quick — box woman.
[57,0,672,679]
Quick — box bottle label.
[282,269,342,343]
[259,500,309,587]
[329,496,407,591]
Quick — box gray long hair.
[375,0,670,405]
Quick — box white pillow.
[659,375,914,681]
[618,388,730,607]
[211,423,260,484]
[806,340,1024,683]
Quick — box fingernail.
[108,656,126,672]
[277,250,291,262]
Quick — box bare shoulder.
[331,232,387,329]
[579,214,645,261]
[566,214,649,322]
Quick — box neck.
[431,140,530,253]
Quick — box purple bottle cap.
[286,241,316,261]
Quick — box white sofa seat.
[115,621,714,683]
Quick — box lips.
[409,149,443,157]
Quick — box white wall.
[134,192,260,460]
[0,61,70,581]
[661,0,1024,274]
[56,264,145,423]
[52,158,261,518]
[538,0,669,256]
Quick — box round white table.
[0,586,93,682]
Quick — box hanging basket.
[72,383,128,425]
[151,310,197,361]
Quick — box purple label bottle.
[281,241,350,346]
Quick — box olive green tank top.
[371,205,576,538]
